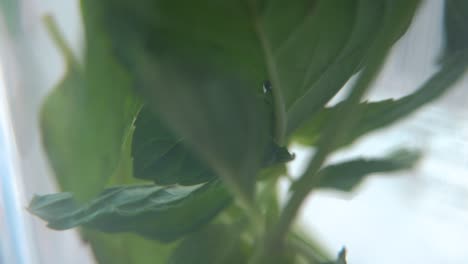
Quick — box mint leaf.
[293,51,468,147]
[39,5,171,264]
[284,0,389,135]
[132,106,293,186]
[86,0,389,196]
[29,180,230,242]
[168,224,247,264]
[318,150,420,192]
[132,107,216,185]
[40,13,139,202]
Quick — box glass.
[0,0,94,263]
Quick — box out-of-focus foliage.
[292,54,468,147]
[317,150,420,192]
[29,0,467,263]
[442,0,468,60]
[132,106,293,186]
[29,180,230,242]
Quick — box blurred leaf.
[87,0,391,197]
[133,61,269,198]
[132,106,293,186]
[0,0,20,34]
[288,0,421,219]
[39,4,172,264]
[95,0,271,198]
[293,50,468,147]
[168,224,247,264]
[131,106,216,185]
[40,13,140,202]
[83,110,175,263]
[318,150,420,192]
[304,0,421,150]
[442,0,468,60]
[285,0,388,135]
[257,177,281,227]
[293,99,397,146]
[258,163,288,181]
[35,1,444,263]
[83,232,175,264]
[288,231,332,264]
[29,180,230,242]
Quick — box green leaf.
[132,106,293,186]
[29,180,231,242]
[284,0,421,234]
[301,0,422,152]
[133,60,269,198]
[168,224,248,264]
[81,118,178,264]
[292,50,468,147]
[442,0,468,60]
[131,106,216,185]
[98,0,272,198]
[288,231,332,263]
[284,0,389,135]
[82,232,175,264]
[318,150,420,192]
[81,111,175,264]
[40,13,139,202]
[39,5,169,264]
[86,0,392,197]
[257,177,281,227]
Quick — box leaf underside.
[293,51,468,148]
[29,180,231,242]
[318,149,420,192]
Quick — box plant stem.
[222,174,265,236]
[273,59,386,248]
[43,15,80,68]
[251,2,422,263]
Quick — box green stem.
[254,1,423,263]
[273,57,386,248]
[222,174,265,237]
[43,15,80,68]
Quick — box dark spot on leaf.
[262,80,272,94]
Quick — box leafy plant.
[29,0,467,263]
